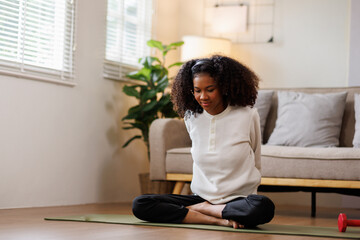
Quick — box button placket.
[209,118,216,152]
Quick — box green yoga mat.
[45,214,360,239]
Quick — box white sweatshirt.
[185,105,261,204]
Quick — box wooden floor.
[0,203,359,240]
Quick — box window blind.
[104,0,152,81]
[0,0,76,84]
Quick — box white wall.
[153,0,181,78]
[349,0,360,86]
[178,0,351,88]
[238,0,350,88]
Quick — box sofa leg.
[311,191,316,218]
[172,181,185,194]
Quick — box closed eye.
[193,87,216,93]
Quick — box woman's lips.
[201,102,210,107]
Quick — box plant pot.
[138,172,175,194]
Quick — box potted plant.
[122,39,184,194]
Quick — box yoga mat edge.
[44,214,360,239]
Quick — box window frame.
[0,0,77,86]
[103,0,153,82]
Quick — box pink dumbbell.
[338,213,360,232]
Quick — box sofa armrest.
[149,118,191,180]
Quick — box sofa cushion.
[165,145,360,181]
[261,145,360,180]
[166,147,193,174]
[255,90,274,141]
[353,93,360,148]
[267,91,347,147]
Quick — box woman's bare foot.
[187,201,208,212]
[187,201,225,219]
[221,219,244,229]
[185,202,245,229]
[183,209,243,229]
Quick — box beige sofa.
[149,87,360,217]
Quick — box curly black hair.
[171,55,259,118]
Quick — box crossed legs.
[132,194,275,228]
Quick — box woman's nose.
[200,92,208,100]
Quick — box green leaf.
[156,74,168,86]
[156,76,169,92]
[141,89,157,101]
[147,40,164,51]
[150,70,162,83]
[122,135,142,148]
[168,62,183,69]
[122,121,147,132]
[122,126,134,130]
[122,112,138,121]
[151,73,160,83]
[126,68,151,82]
[131,122,146,130]
[126,71,145,82]
[128,105,141,115]
[122,105,144,120]
[167,41,184,48]
[122,121,146,132]
[160,74,168,81]
[143,100,157,112]
[163,41,184,56]
[157,94,171,106]
[161,101,178,118]
[139,56,161,68]
[152,67,168,81]
[123,85,140,98]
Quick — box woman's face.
[193,73,225,115]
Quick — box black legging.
[132,194,275,227]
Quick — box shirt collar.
[203,105,231,119]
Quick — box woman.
[132,55,275,229]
